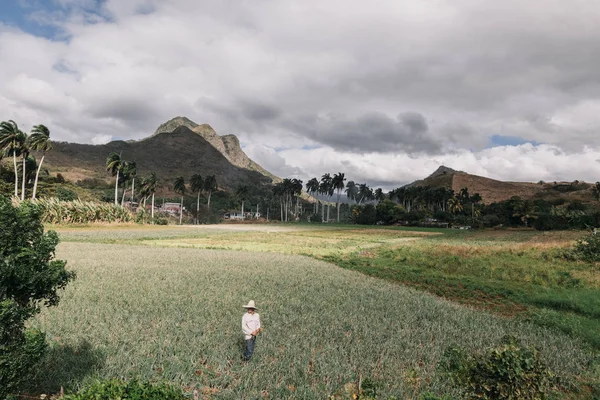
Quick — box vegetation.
[63,379,185,400]
[34,198,133,224]
[0,196,74,399]
[441,336,555,399]
[28,225,595,398]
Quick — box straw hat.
[243,300,258,309]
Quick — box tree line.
[0,120,53,200]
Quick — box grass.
[32,224,599,398]
[30,240,596,399]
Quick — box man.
[241,300,261,361]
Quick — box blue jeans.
[243,336,256,360]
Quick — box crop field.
[29,225,599,398]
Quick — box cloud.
[278,143,600,191]
[91,134,112,145]
[2,0,600,186]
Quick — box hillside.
[43,123,276,192]
[411,166,594,204]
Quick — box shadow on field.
[26,340,105,393]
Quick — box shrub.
[63,379,186,400]
[440,336,554,400]
[571,233,600,262]
[54,186,78,201]
[0,196,74,399]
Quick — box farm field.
[29,224,599,398]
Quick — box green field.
[29,225,599,398]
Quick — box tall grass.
[33,198,133,224]
[30,242,595,399]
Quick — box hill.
[411,166,594,204]
[43,121,278,192]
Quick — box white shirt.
[242,312,261,340]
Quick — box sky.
[2,0,600,189]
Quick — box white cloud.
[91,134,112,145]
[2,0,600,186]
[277,144,600,190]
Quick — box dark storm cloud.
[300,111,440,154]
[237,99,282,121]
[87,98,157,122]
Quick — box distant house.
[160,202,182,215]
[223,211,261,220]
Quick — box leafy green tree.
[105,152,123,205]
[27,125,53,200]
[173,176,186,225]
[190,174,204,224]
[0,196,75,398]
[0,120,27,198]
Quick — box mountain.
[153,117,278,181]
[43,119,278,192]
[410,166,593,204]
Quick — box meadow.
[28,224,599,398]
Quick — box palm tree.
[18,155,37,194]
[140,172,158,222]
[120,160,136,206]
[357,183,373,204]
[173,176,186,225]
[0,120,26,198]
[306,177,320,214]
[106,152,123,205]
[128,161,137,203]
[19,133,29,201]
[190,174,204,224]
[204,175,217,212]
[448,196,463,214]
[345,181,358,204]
[27,124,53,200]
[236,185,250,220]
[374,188,385,203]
[320,173,332,222]
[332,172,346,222]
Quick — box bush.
[440,336,554,400]
[571,233,600,262]
[376,200,405,224]
[64,379,185,400]
[352,204,377,225]
[55,186,78,201]
[0,196,75,399]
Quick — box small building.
[160,202,182,215]
[223,211,261,220]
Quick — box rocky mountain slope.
[153,117,278,181]
[43,119,278,191]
